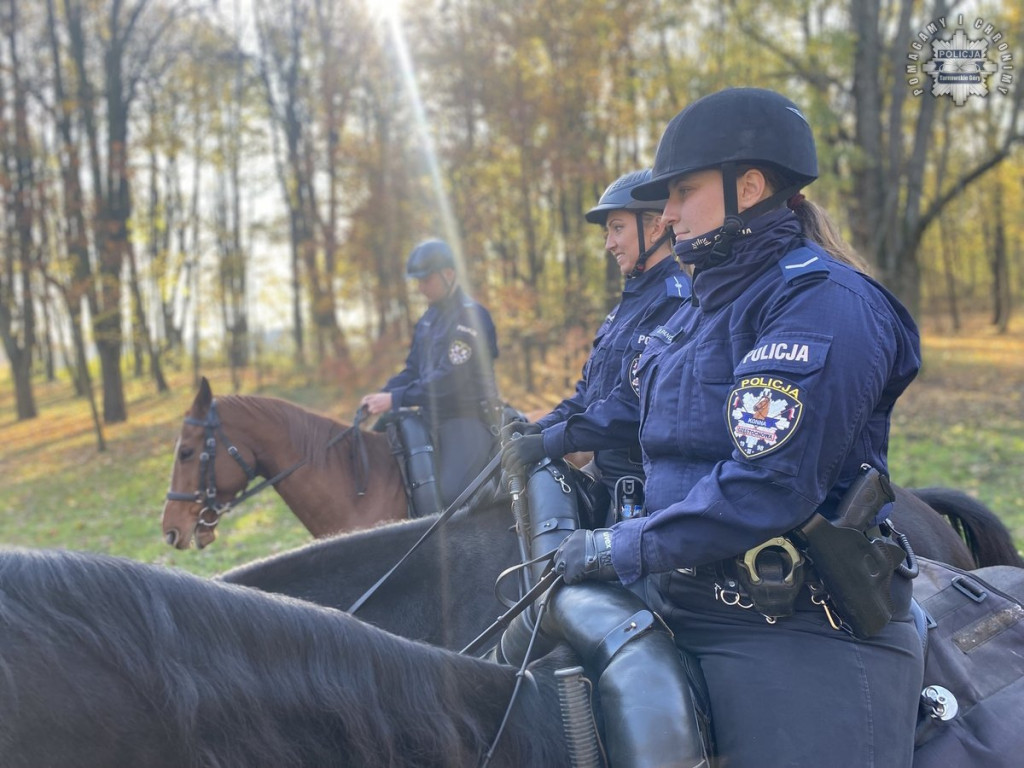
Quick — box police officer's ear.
[645,212,670,241]
[737,168,769,212]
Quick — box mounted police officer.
[361,238,499,517]
[501,169,692,525]
[553,88,925,767]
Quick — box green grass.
[1,317,1021,578]
[888,338,1024,550]
[0,370,315,577]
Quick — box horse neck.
[218,395,407,536]
[4,550,569,767]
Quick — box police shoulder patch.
[727,375,804,458]
[448,339,473,365]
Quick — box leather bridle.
[165,399,311,532]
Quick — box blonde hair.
[790,198,870,274]
[744,165,870,274]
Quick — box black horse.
[4,547,1023,768]
[220,484,1021,650]
[219,501,521,651]
[0,547,574,768]
[909,486,1023,568]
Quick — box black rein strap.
[345,449,503,614]
[327,405,370,496]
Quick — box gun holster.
[790,514,907,639]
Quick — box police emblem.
[728,377,803,457]
[448,339,473,365]
[629,354,641,396]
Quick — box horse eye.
[179,447,195,461]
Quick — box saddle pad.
[912,557,1024,768]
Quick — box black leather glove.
[501,433,548,476]
[552,528,618,585]
[500,420,542,441]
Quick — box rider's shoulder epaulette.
[778,246,830,284]
[665,274,692,301]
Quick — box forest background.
[0,0,1022,575]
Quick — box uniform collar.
[431,284,467,310]
[688,210,803,311]
[623,255,679,293]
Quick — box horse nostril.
[164,531,178,547]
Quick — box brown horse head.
[162,377,258,550]
[162,378,409,551]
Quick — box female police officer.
[502,169,691,523]
[361,238,499,513]
[553,88,924,766]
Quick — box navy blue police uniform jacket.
[536,257,692,481]
[610,209,921,585]
[384,285,499,424]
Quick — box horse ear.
[192,377,213,416]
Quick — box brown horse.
[162,377,407,549]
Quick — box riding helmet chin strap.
[627,215,673,279]
[708,161,803,265]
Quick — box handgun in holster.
[788,465,908,639]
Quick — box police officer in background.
[361,238,499,512]
[502,169,691,524]
[553,88,924,766]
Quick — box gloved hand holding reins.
[500,420,541,441]
[552,528,619,585]
[500,426,547,476]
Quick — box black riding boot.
[393,411,443,519]
[499,582,709,768]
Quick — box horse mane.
[0,547,570,767]
[216,394,367,471]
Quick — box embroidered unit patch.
[448,339,473,365]
[728,376,803,457]
[629,354,642,396]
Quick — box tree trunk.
[127,240,168,392]
[991,194,1011,333]
[0,0,38,421]
[938,216,961,332]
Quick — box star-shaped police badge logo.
[922,28,999,106]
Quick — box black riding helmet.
[632,88,818,261]
[406,239,456,279]
[586,169,671,277]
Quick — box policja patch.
[728,376,803,457]
[448,339,473,365]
